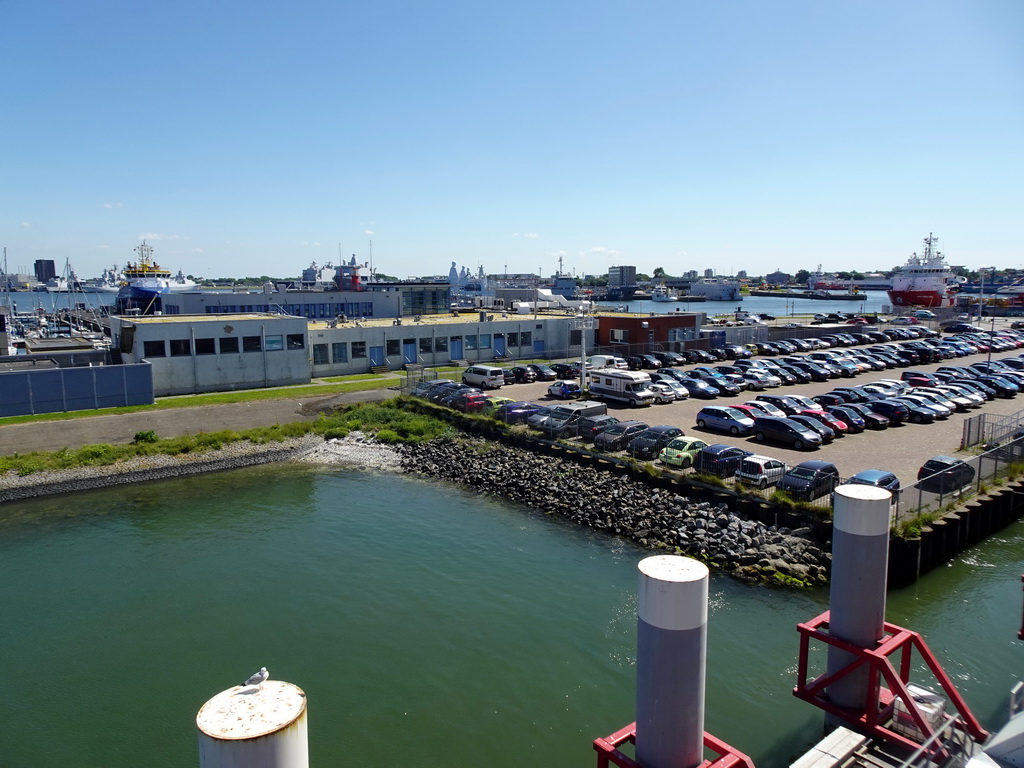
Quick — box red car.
[799,408,849,434]
[845,317,869,325]
[451,393,491,413]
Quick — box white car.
[652,378,689,400]
[648,382,678,404]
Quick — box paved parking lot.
[498,329,1024,486]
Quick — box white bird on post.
[243,667,269,689]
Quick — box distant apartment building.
[34,259,56,282]
[683,270,698,279]
[765,270,791,284]
[608,266,637,287]
[737,270,748,279]
[703,268,715,278]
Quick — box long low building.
[107,308,716,396]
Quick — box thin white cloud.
[21,221,31,227]
[364,229,374,235]
[301,241,322,247]
[138,232,185,241]
[95,244,110,249]
[102,202,123,209]
[523,232,539,239]
[192,247,205,254]
[589,246,620,257]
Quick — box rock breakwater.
[399,438,831,585]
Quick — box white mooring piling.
[636,554,709,768]
[197,680,308,768]
[826,484,892,714]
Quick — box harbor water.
[0,463,1020,767]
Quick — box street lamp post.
[574,310,594,394]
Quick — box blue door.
[403,341,417,364]
[450,339,463,360]
[494,336,506,356]
[369,346,385,366]
[533,339,545,355]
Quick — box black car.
[751,416,823,451]
[577,414,620,443]
[755,394,804,416]
[975,375,1019,398]
[812,393,847,408]
[917,456,976,494]
[788,414,835,444]
[593,421,650,452]
[509,366,537,383]
[526,364,558,381]
[626,426,686,460]
[550,363,577,379]
[497,368,517,385]
[865,399,910,425]
[777,460,840,501]
[839,403,890,430]
[693,443,755,478]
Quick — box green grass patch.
[0,397,452,476]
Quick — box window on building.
[265,335,284,351]
[220,337,239,354]
[243,336,262,352]
[286,334,305,350]
[520,331,532,347]
[332,342,348,363]
[479,334,491,349]
[465,335,477,350]
[313,344,329,364]
[143,340,166,357]
[386,339,401,356]
[610,329,629,343]
[507,332,519,347]
[169,339,192,357]
[419,337,432,353]
[434,336,448,352]
[195,337,216,355]
[352,341,367,358]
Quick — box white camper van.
[587,369,656,407]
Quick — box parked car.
[864,399,910,425]
[695,406,756,436]
[828,405,869,432]
[494,401,544,424]
[751,416,823,451]
[755,394,805,416]
[626,426,686,460]
[776,460,841,501]
[693,444,755,478]
[917,456,976,494]
[734,455,789,489]
[497,368,517,385]
[593,421,650,452]
[677,377,720,399]
[548,379,582,399]
[843,469,901,499]
[509,365,538,383]
[576,414,620,443]
[527,363,558,381]
[658,437,710,468]
[411,379,456,398]
[788,414,836,444]
[742,400,787,418]
[648,382,680,404]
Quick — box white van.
[462,365,505,389]
[588,354,628,370]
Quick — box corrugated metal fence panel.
[29,369,66,413]
[961,413,986,449]
[0,372,34,418]
[0,363,154,416]
[123,364,154,406]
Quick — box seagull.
[243,667,269,688]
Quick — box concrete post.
[197,680,308,768]
[826,485,891,713]
[636,555,709,768]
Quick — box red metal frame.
[594,722,755,768]
[793,610,988,755]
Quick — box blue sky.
[3,0,1021,281]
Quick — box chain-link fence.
[961,409,1024,449]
